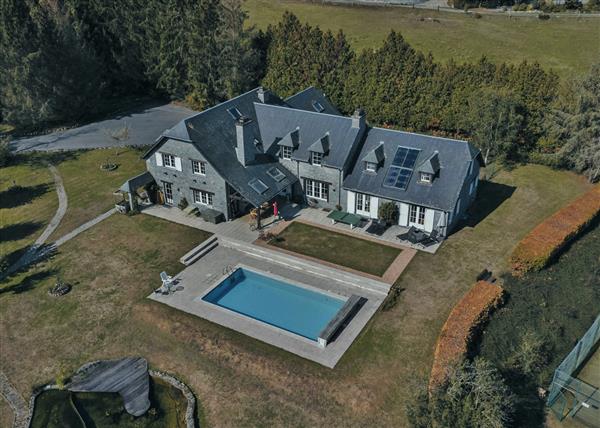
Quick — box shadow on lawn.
[454,180,516,233]
[0,183,51,209]
[0,221,43,242]
[0,269,57,295]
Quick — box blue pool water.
[202,268,345,341]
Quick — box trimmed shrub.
[378,201,398,224]
[429,281,505,390]
[510,185,600,276]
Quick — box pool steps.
[180,235,219,266]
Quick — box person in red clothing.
[273,200,279,220]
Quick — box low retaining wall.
[24,371,197,428]
[429,280,505,390]
[510,185,600,276]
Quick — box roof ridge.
[254,101,352,121]
[369,126,469,145]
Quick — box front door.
[355,193,371,217]
[162,181,173,205]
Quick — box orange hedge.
[429,281,505,391]
[510,185,600,276]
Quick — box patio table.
[327,210,363,229]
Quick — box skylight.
[227,107,242,120]
[267,166,286,182]
[248,178,269,194]
[311,100,325,112]
[382,147,420,190]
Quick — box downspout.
[338,168,342,207]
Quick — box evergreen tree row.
[0,0,263,128]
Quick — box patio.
[141,202,441,253]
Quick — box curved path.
[0,165,68,280]
[0,372,29,428]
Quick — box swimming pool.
[201,267,346,341]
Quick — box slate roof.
[285,87,341,115]
[255,103,361,169]
[143,88,296,207]
[344,127,480,212]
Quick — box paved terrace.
[149,238,389,368]
[142,203,440,253]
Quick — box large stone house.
[138,86,482,238]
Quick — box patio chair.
[419,230,440,247]
[156,271,175,294]
[397,226,417,242]
[366,219,388,236]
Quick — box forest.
[0,0,598,181]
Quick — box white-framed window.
[420,172,432,183]
[311,152,323,166]
[365,162,377,172]
[304,178,328,201]
[162,153,176,168]
[192,160,206,175]
[281,146,292,160]
[409,205,425,225]
[356,193,371,213]
[192,188,213,206]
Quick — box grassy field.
[0,158,58,266]
[48,148,146,240]
[0,160,593,426]
[244,0,599,78]
[270,222,400,276]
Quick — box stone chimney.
[257,87,269,104]
[352,108,366,129]
[236,116,254,166]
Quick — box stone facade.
[145,138,231,220]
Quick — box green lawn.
[0,158,58,266]
[48,148,146,240]
[245,0,599,78]
[269,222,400,276]
[0,160,594,426]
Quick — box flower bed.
[429,281,505,390]
[510,185,600,276]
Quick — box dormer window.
[311,152,323,166]
[281,146,292,160]
[365,161,377,172]
[420,172,432,183]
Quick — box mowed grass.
[48,148,146,240]
[0,161,593,426]
[0,159,58,265]
[245,0,600,78]
[270,222,400,276]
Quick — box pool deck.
[148,238,390,368]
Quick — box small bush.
[0,137,12,167]
[430,281,505,389]
[510,185,600,275]
[378,201,398,224]
[538,13,550,19]
[474,12,482,18]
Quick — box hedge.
[510,185,600,276]
[429,281,505,390]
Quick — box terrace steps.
[180,235,219,266]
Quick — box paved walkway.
[54,208,116,247]
[0,372,28,428]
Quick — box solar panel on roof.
[248,178,269,194]
[227,107,242,120]
[267,166,286,182]
[383,147,420,190]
